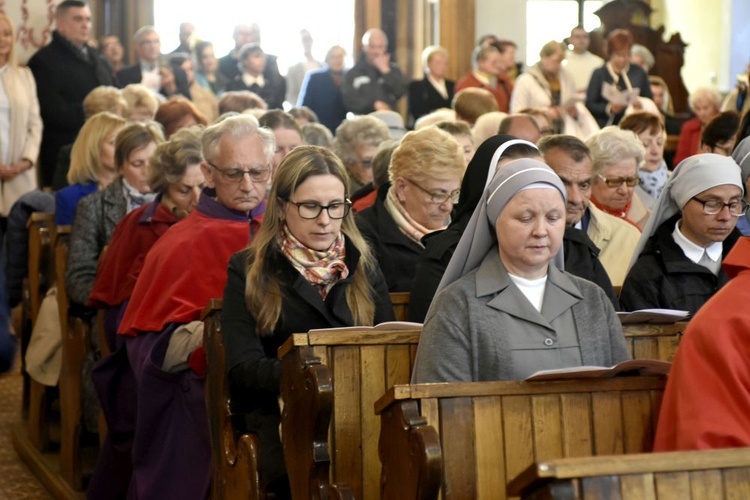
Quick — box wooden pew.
[623,322,687,362]
[376,376,667,500]
[202,299,263,500]
[390,292,410,321]
[279,324,421,500]
[508,448,750,499]
[26,213,56,450]
[54,225,92,490]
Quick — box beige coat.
[626,189,652,230]
[189,81,218,122]
[587,203,641,287]
[1,66,42,215]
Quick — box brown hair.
[607,29,633,56]
[154,96,209,137]
[619,111,664,136]
[452,88,499,125]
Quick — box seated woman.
[66,121,165,312]
[620,111,669,202]
[356,126,466,291]
[620,154,743,315]
[673,87,722,165]
[510,40,598,139]
[222,146,394,494]
[258,109,303,173]
[55,111,127,225]
[585,29,653,128]
[154,96,208,138]
[587,126,650,229]
[699,111,741,155]
[88,126,204,348]
[194,40,228,95]
[86,127,204,499]
[413,158,628,382]
[332,115,391,192]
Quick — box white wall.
[4,0,59,65]
[475,0,528,68]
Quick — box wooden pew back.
[623,322,686,362]
[279,326,421,500]
[376,376,667,500]
[509,448,750,499]
[202,300,263,500]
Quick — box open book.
[602,82,640,106]
[308,321,422,333]
[617,309,689,324]
[525,359,671,381]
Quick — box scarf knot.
[279,224,349,299]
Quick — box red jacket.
[653,237,750,451]
[673,117,702,166]
[454,71,513,113]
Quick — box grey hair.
[631,44,654,70]
[332,115,391,169]
[585,126,645,176]
[133,25,158,43]
[689,87,722,112]
[201,114,275,166]
[421,45,449,73]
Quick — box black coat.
[225,72,286,110]
[406,221,620,323]
[28,31,114,187]
[221,242,393,483]
[356,184,424,292]
[620,215,740,315]
[115,64,192,99]
[408,77,454,122]
[585,64,653,128]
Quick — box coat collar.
[475,248,583,330]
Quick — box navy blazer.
[585,64,653,128]
[116,63,192,99]
[408,77,454,122]
[298,67,348,133]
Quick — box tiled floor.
[0,361,53,499]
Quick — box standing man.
[28,0,114,188]
[117,26,191,99]
[564,27,604,95]
[539,134,641,287]
[343,28,406,115]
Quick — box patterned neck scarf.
[278,224,349,299]
[122,178,156,213]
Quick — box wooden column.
[439,0,475,81]
[354,0,382,56]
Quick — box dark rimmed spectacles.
[405,178,460,204]
[691,197,747,217]
[597,174,640,188]
[206,160,271,183]
[288,200,353,220]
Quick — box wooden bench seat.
[623,322,687,362]
[279,325,421,499]
[202,299,263,500]
[508,447,750,499]
[376,376,667,500]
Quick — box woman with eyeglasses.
[221,146,394,496]
[356,126,467,291]
[586,126,651,229]
[620,154,744,315]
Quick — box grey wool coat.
[413,251,630,383]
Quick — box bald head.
[498,114,541,144]
[363,28,388,65]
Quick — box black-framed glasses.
[206,160,271,183]
[597,174,641,188]
[405,178,460,204]
[288,199,352,219]
[691,197,747,217]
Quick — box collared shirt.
[242,73,265,88]
[140,61,161,92]
[427,74,449,99]
[473,70,497,88]
[672,219,722,264]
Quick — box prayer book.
[525,359,671,381]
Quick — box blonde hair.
[0,13,18,67]
[540,40,565,59]
[83,86,127,118]
[421,45,449,73]
[122,84,159,120]
[245,146,377,335]
[67,112,127,184]
[389,126,466,183]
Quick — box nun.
[413,158,628,383]
[620,154,744,315]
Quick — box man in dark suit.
[224,44,286,110]
[298,45,348,133]
[116,26,191,99]
[28,0,114,188]
[218,23,283,89]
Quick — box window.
[525,0,603,67]
[154,1,355,74]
